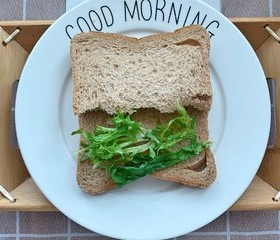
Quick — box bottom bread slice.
[76,108,216,194]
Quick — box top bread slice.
[71,25,212,115]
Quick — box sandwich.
[70,25,216,194]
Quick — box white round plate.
[16,0,270,239]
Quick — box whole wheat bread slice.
[71,25,212,115]
[76,108,216,194]
[71,25,216,194]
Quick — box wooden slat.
[0,27,29,192]
[0,18,279,53]
[230,176,280,211]
[1,18,280,53]
[256,26,280,190]
[0,175,279,211]
[0,178,55,211]
[231,17,280,50]
[0,20,53,53]
[258,150,280,190]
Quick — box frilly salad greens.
[72,104,210,187]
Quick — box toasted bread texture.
[71,25,216,195]
[71,25,212,115]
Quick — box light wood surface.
[256,26,280,190]
[258,150,280,190]
[0,20,53,53]
[0,27,29,192]
[1,176,279,211]
[231,17,280,50]
[0,178,55,211]
[230,176,280,211]
[1,18,280,53]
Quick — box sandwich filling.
[72,103,210,187]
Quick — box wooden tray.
[1,19,280,211]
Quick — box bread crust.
[71,25,216,194]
